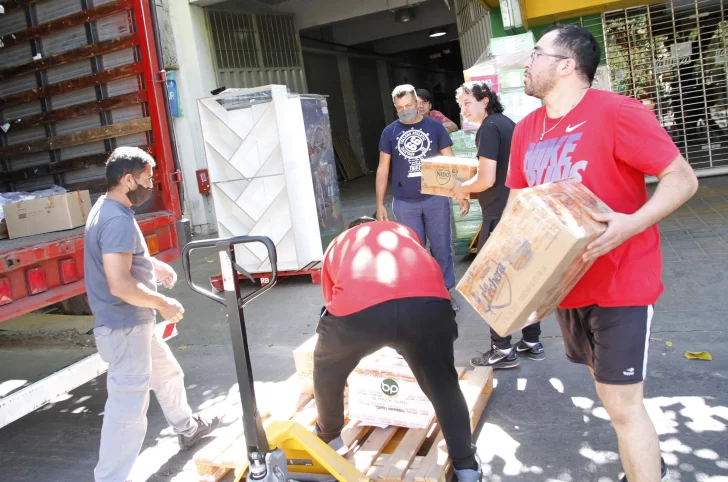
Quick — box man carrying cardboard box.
[313,216,482,482]
[509,25,698,482]
[376,84,469,311]
[451,80,545,369]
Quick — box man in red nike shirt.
[507,25,698,482]
[313,217,481,482]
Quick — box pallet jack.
[182,235,369,482]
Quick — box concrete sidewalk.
[0,176,726,482]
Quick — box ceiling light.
[429,28,447,38]
[394,7,415,23]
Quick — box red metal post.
[133,0,182,226]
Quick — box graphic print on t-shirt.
[396,128,432,178]
[523,130,589,186]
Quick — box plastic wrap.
[462,31,543,130]
[0,185,67,222]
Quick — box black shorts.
[555,305,654,385]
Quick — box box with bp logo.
[347,348,436,429]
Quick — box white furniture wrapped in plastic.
[197,85,338,273]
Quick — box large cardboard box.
[457,179,611,337]
[4,191,92,239]
[293,334,318,394]
[421,156,479,199]
[347,348,435,429]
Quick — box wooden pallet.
[209,261,322,291]
[333,136,366,181]
[193,367,493,482]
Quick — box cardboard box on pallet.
[347,348,435,429]
[421,156,479,199]
[456,179,612,337]
[293,334,317,394]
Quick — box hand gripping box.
[456,179,612,337]
[421,156,479,199]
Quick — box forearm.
[376,167,389,206]
[632,170,698,232]
[461,172,494,193]
[112,277,166,310]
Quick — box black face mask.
[127,177,154,206]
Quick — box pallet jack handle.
[182,236,279,478]
[182,235,279,307]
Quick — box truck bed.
[0,212,165,255]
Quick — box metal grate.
[208,11,260,69]
[207,10,301,69]
[455,0,492,68]
[256,14,300,69]
[603,0,728,171]
[206,9,306,92]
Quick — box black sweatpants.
[478,216,542,350]
[313,297,477,471]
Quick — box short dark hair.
[391,84,417,103]
[544,24,600,85]
[416,89,433,104]
[106,146,156,188]
[348,216,376,229]
[456,81,504,115]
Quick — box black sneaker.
[515,339,546,360]
[470,346,519,369]
[619,457,668,482]
[178,414,220,451]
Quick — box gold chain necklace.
[540,88,589,141]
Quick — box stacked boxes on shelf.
[463,32,543,127]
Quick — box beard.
[524,66,557,99]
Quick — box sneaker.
[178,414,220,451]
[450,290,460,312]
[470,346,519,369]
[619,457,668,482]
[327,436,350,457]
[515,339,546,360]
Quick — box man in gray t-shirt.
[84,147,218,482]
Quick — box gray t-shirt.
[84,195,157,328]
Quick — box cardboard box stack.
[457,179,611,337]
[449,131,481,255]
[292,340,436,429]
[420,156,479,199]
[347,348,434,429]
[462,31,543,129]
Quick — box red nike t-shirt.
[506,89,680,309]
[321,221,450,316]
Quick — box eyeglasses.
[530,49,570,63]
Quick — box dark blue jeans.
[393,196,455,289]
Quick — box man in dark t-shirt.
[376,84,469,311]
[451,81,544,369]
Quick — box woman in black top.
[452,80,544,370]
